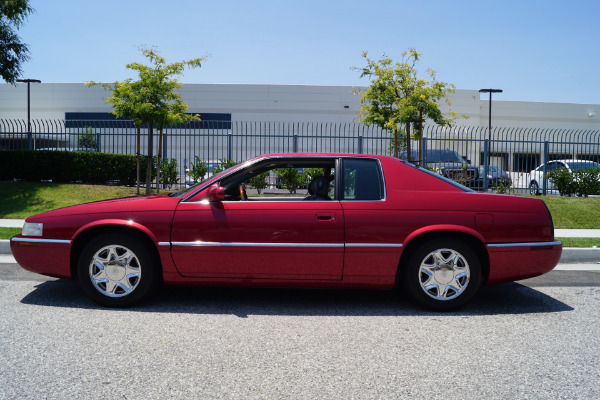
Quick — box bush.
[546,168,577,196]
[188,156,208,183]
[160,158,179,188]
[573,167,600,197]
[547,167,600,197]
[0,150,151,186]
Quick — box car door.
[170,161,344,280]
[339,157,404,280]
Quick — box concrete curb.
[559,248,600,263]
[0,240,9,255]
[1,239,598,264]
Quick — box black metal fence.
[1,119,599,192]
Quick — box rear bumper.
[10,237,72,279]
[487,241,562,284]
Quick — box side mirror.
[207,184,225,202]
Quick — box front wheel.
[77,233,159,307]
[401,238,482,311]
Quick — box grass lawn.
[521,194,600,229]
[0,182,140,219]
[0,227,21,239]
[557,237,600,248]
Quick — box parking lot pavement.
[1,273,599,399]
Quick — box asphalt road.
[1,261,599,400]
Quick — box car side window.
[342,158,383,200]
[219,160,336,201]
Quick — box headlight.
[22,222,43,237]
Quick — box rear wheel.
[402,238,482,311]
[77,233,159,307]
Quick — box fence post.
[292,135,298,153]
[542,141,549,196]
[483,139,489,190]
[227,132,232,161]
[358,136,363,154]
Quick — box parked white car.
[528,159,600,195]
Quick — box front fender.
[72,219,160,244]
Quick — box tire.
[77,233,159,307]
[401,238,482,311]
[529,181,540,195]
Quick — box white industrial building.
[1,83,599,191]
[1,83,599,130]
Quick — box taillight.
[542,201,554,238]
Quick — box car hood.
[26,193,181,221]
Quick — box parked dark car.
[474,165,512,189]
[399,149,480,188]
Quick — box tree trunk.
[136,125,140,195]
[394,127,398,158]
[156,122,164,194]
[405,123,411,162]
[146,121,153,195]
[418,110,423,167]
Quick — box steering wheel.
[239,184,248,201]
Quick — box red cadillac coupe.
[11,153,562,310]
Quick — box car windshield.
[170,164,240,197]
[568,161,600,171]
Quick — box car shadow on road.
[20,279,573,316]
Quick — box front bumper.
[10,236,72,279]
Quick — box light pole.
[17,78,41,150]
[479,88,502,190]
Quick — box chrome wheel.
[418,248,470,301]
[89,244,142,297]
[78,233,159,307]
[402,238,482,311]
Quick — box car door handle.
[316,212,336,222]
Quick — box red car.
[11,153,562,311]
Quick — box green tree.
[275,168,306,194]
[77,126,97,149]
[355,49,459,163]
[304,168,324,180]
[0,0,34,83]
[212,158,238,175]
[247,171,269,194]
[188,156,208,183]
[86,47,205,194]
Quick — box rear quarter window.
[342,158,384,200]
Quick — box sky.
[13,0,600,104]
